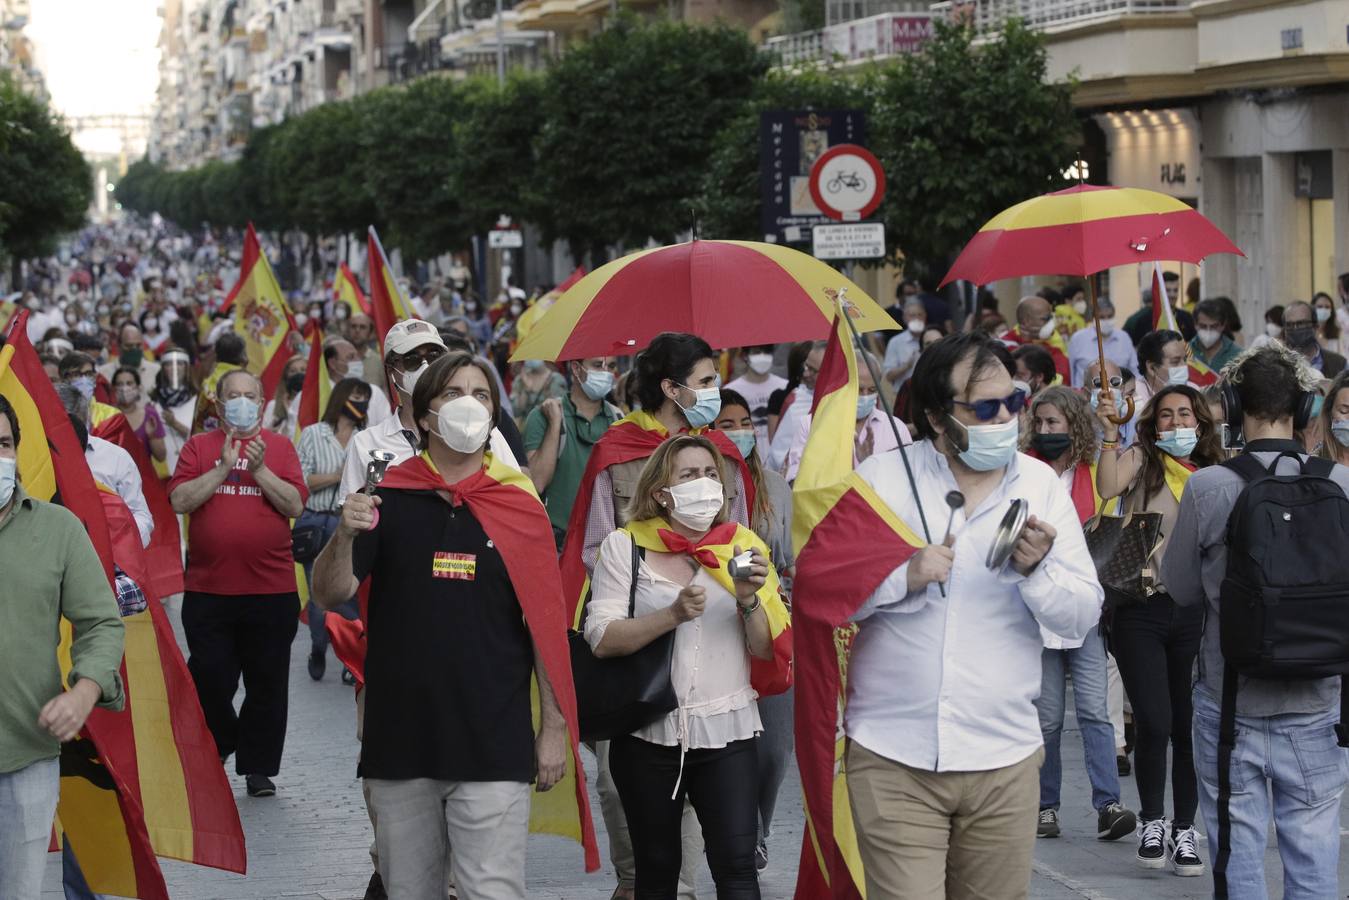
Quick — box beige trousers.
[847,740,1043,900]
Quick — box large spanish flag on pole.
[2,312,247,899]
[335,261,372,318]
[367,225,415,356]
[791,296,926,900]
[293,326,333,441]
[1150,261,1180,334]
[222,223,298,399]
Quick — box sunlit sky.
[26,0,161,155]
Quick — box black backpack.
[1213,449,1349,898]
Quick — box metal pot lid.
[986,498,1030,571]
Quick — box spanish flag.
[293,326,332,441]
[367,226,414,357]
[557,409,755,627]
[1164,454,1196,503]
[624,518,791,695]
[791,298,926,899]
[2,312,246,899]
[335,261,372,318]
[1187,354,1218,387]
[330,451,601,872]
[1150,262,1180,334]
[221,223,298,398]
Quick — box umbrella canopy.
[509,240,899,362]
[939,184,1243,287]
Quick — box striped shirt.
[297,422,349,513]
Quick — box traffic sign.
[812,223,886,260]
[808,144,885,222]
[488,229,523,249]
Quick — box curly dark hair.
[1022,386,1098,468]
[1133,384,1223,499]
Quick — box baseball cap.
[385,319,447,356]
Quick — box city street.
[41,601,1349,899]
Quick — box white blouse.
[585,529,762,751]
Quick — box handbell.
[362,450,399,495]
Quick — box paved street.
[43,601,1349,899]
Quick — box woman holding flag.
[586,434,790,900]
[1094,383,1222,875]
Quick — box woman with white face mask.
[586,435,788,899]
[1134,329,1190,406]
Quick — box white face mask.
[747,353,773,376]
[433,396,493,453]
[1099,318,1116,336]
[397,361,428,397]
[1165,365,1190,386]
[1316,307,1332,323]
[1197,328,1222,349]
[1072,300,1088,317]
[1037,318,1057,341]
[345,360,365,381]
[664,476,723,532]
[1266,322,1282,337]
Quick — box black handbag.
[1084,507,1164,611]
[568,539,678,743]
[291,511,335,565]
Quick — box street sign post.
[488,229,523,249]
[758,110,866,245]
[811,222,886,260]
[808,144,886,222]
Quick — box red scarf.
[655,522,739,569]
[343,453,600,872]
[1028,451,1098,525]
[557,412,754,624]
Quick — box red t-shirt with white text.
[169,429,308,596]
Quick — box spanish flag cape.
[1026,454,1106,525]
[624,517,792,696]
[353,451,601,872]
[790,298,926,899]
[1164,453,1196,503]
[2,311,245,900]
[89,404,185,599]
[558,409,754,626]
[1003,325,1071,382]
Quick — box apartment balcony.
[765,10,935,66]
[385,39,454,83]
[928,0,1189,34]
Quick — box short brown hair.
[411,351,500,450]
[625,434,730,525]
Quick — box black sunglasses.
[952,388,1028,422]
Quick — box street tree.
[452,72,545,237]
[870,19,1078,281]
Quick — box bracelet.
[1101,438,1119,448]
[739,595,762,619]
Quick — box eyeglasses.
[1091,375,1123,390]
[396,346,445,369]
[952,388,1028,422]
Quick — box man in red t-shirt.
[169,369,307,799]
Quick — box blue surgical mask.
[725,429,757,458]
[1332,420,1349,447]
[580,368,615,401]
[1157,427,1198,458]
[71,375,95,400]
[856,393,877,420]
[675,382,722,428]
[951,417,1020,472]
[223,396,260,431]
[0,457,15,508]
[523,359,547,373]
[1090,388,1128,419]
[1310,395,1325,419]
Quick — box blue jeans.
[62,843,101,899]
[298,509,358,654]
[1036,625,1122,812]
[0,758,59,900]
[1193,686,1349,900]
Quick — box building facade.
[0,0,47,99]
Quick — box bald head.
[1016,296,1052,329]
[217,368,262,398]
[1086,358,1122,389]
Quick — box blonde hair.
[624,434,731,526]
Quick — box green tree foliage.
[530,16,768,262]
[698,68,867,241]
[0,75,92,265]
[452,73,545,236]
[870,20,1079,279]
[265,100,377,236]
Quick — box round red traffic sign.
[808,144,886,222]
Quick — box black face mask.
[1030,431,1073,461]
[1284,323,1318,349]
[285,372,306,394]
[345,398,370,423]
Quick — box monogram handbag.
[568,539,678,743]
[1084,506,1164,610]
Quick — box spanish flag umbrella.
[939,183,1243,422]
[508,239,899,362]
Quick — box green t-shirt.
[523,394,618,532]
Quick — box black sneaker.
[1169,824,1205,877]
[341,666,357,686]
[363,871,388,900]
[245,774,276,798]
[1136,818,1166,868]
[1036,808,1060,838]
[1097,802,1136,841]
[754,839,768,871]
[1117,753,1132,777]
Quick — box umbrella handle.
[1087,277,1134,425]
[1107,395,1135,426]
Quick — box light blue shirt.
[883,329,922,391]
[846,442,1104,772]
[1068,326,1139,388]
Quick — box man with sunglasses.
[842,332,1103,900]
[1086,358,1138,448]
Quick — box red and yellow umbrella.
[509,240,898,362]
[939,183,1242,287]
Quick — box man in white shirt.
[844,332,1103,899]
[339,321,519,497]
[1067,295,1138,388]
[783,353,911,482]
[724,345,786,458]
[882,297,927,392]
[325,339,392,427]
[766,341,824,473]
[54,382,154,548]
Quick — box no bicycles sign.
[808,144,886,222]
